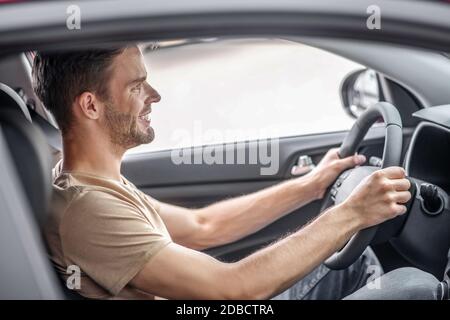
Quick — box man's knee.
[345,267,440,300]
[382,267,440,300]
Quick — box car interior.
[0,34,450,299]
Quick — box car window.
[126,38,363,154]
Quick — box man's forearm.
[132,203,361,300]
[195,174,322,249]
[226,203,361,299]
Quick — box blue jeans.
[272,247,439,300]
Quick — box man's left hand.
[307,148,366,199]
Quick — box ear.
[76,92,102,120]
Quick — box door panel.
[122,126,414,262]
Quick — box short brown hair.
[32,48,125,134]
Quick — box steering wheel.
[322,102,403,270]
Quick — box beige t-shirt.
[44,162,172,299]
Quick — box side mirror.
[340,68,381,118]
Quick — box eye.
[133,83,143,92]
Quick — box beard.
[103,101,154,149]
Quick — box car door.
[121,38,417,264]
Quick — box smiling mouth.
[138,109,151,122]
[138,112,151,122]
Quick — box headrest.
[0,83,32,122]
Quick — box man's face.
[102,46,161,149]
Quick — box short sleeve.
[146,195,162,213]
[60,190,171,295]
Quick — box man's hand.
[342,166,411,229]
[307,148,366,199]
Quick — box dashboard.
[388,105,450,278]
[406,122,450,194]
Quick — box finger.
[392,204,407,216]
[337,154,366,170]
[381,166,406,179]
[329,147,340,154]
[390,178,411,191]
[325,148,340,160]
[392,191,412,204]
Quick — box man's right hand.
[342,166,412,230]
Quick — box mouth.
[138,109,151,124]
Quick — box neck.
[61,131,126,182]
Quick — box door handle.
[291,155,316,176]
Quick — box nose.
[152,89,161,103]
[144,81,161,105]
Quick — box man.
[33,45,439,300]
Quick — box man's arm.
[131,167,411,299]
[158,149,366,250]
